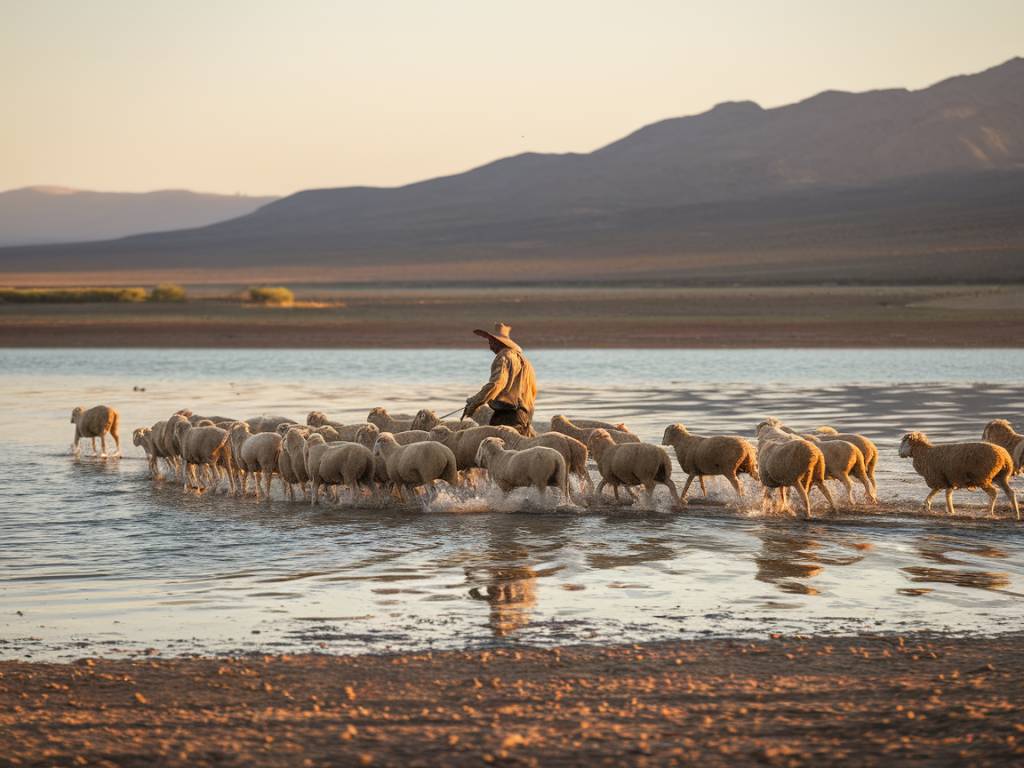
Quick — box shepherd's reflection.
[468,565,538,636]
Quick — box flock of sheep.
[68,404,1023,520]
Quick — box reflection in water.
[468,566,538,637]
[901,566,1011,591]
[754,526,869,597]
[905,536,1011,591]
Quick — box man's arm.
[465,355,510,416]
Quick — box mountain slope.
[0,187,279,246]
[1,57,1022,283]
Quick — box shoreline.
[3,634,1021,766]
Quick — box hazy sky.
[3,1,1021,196]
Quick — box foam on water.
[1,347,1023,660]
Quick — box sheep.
[551,415,639,446]
[230,422,283,499]
[501,431,593,492]
[373,432,459,502]
[162,412,191,479]
[306,440,377,506]
[475,437,570,504]
[245,415,297,434]
[981,419,1024,472]
[307,410,345,430]
[188,414,235,425]
[898,432,1018,519]
[813,426,880,495]
[803,434,876,504]
[132,427,158,478]
[755,421,835,518]
[70,405,121,458]
[565,417,632,433]
[282,427,311,498]
[661,424,759,502]
[587,429,681,508]
[145,419,176,477]
[428,424,522,471]
[367,407,416,433]
[410,409,475,433]
[468,403,494,426]
[173,421,233,493]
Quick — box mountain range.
[0,187,277,246]
[1,57,1022,284]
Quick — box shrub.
[0,287,147,303]
[149,283,187,302]
[248,285,295,306]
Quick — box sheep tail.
[108,409,120,440]
[657,453,672,483]
[742,447,760,483]
[556,457,569,501]
[443,455,459,487]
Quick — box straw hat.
[473,322,522,353]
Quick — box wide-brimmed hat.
[473,322,522,353]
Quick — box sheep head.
[429,425,452,443]
[586,428,615,459]
[373,432,397,457]
[307,411,327,427]
[899,431,931,458]
[283,427,307,450]
[70,406,82,423]
[475,437,506,468]
[661,423,688,445]
[550,415,569,429]
[315,425,340,441]
[132,427,150,447]
[983,419,1017,443]
[815,426,838,435]
[355,423,380,448]
[411,409,438,432]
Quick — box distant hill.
[0,187,278,246]
[1,57,1022,284]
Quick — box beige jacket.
[467,348,537,416]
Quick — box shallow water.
[1,348,1023,660]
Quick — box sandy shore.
[1,284,1022,348]
[2,634,1021,766]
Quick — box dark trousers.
[489,407,535,436]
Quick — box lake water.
[1,348,1023,660]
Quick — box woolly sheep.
[661,423,758,501]
[174,421,233,493]
[501,431,592,491]
[162,412,191,478]
[429,424,522,471]
[813,426,879,495]
[982,419,1023,472]
[146,419,176,477]
[468,403,494,426]
[367,407,416,433]
[282,427,311,495]
[245,415,297,434]
[755,421,835,518]
[898,432,1018,519]
[306,410,345,430]
[587,429,681,508]
[565,417,632,433]
[551,415,639,446]
[410,409,475,433]
[475,437,570,504]
[308,441,377,505]
[803,434,876,504]
[70,405,121,458]
[132,427,158,478]
[230,423,283,499]
[373,432,459,502]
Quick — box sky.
[2,0,1021,197]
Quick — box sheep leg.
[779,486,791,514]
[661,480,683,510]
[680,474,696,501]
[796,484,813,519]
[310,477,320,506]
[594,480,607,502]
[263,469,273,500]
[100,433,109,458]
[840,474,855,505]
[983,485,998,517]
[112,431,121,457]
[944,489,955,516]
[995,477,1019,521]
[698,476,708,497]
[855,466,876,504]
[727,473,743,499]
[91,437,98,455]
[252,471,262,500]
[815,481,836,513]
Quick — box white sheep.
[245,415,298,434]
[756,421,835,518]
[306,410,345,430]
[803,433,876,504]
[162,412,192,480]
[173,421,233,493]
[475,437,570,504]
[551,415,639,446]
[230,422,283,499]
[373,432,459,502]
[429,424,522,472]
[410,409,475,433]
[565,417,632,433]
[367,407,416,433]
[587,429,681,508]
[661,423,759,501]
[813,426,880,495]
[70,405,121,458]
[307,441,378,505]
[501,431,592,492]
[132,427,158,478]
[982,419,1023,473]
[899,432,1019,519]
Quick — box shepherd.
[464,322,537,436]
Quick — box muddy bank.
[1,284,1022,348]
[1,634,1021,766]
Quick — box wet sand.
[1,284,1022,347]
[2,634,1021,766]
